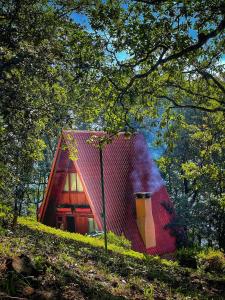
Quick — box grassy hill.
[0,217,225,299]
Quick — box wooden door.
[75,216,88,234]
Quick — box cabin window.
[70,173,77,191]
[88,218,98,233]
[77,173,83,192]
[63,174,69,191]
[63,173,83,192]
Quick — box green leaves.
[159,108,225,249]
[0,0,105,213]
[62,133,79,161]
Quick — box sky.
[71,12,91,30]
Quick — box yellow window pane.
[70,173,77,191]
[77,173,83,192]
[63,174,69,191]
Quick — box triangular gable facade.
[39,130,176,255]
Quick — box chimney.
[135,192,156,248]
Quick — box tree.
[0,0,104,223]
[157,109,225,249]
[70,0,225,129]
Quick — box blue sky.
[71,12,91,29]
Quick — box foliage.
[98,231,131,250]
[62,132,79,161]
[196,248,225,273]
[176,247,199,269]
[0,0,104,217]
[75,0,225,131]
[143,284,154,300]
[161,201,188,249]
[33,255,46,272]
[0,204,13,233]
[158,110,225,250]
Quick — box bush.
[0,204,13,234]
[196,248,225,273]
[98,231,131,249]
[176,247,198,268]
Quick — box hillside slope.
[0,218,225,299]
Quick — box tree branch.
[165,81,225,104]
[161,17,225,63]
[158,95,225,112]
[197,70,225,95]
[117,47,168,101]
[115,15,225,100]
[133,0,166,4]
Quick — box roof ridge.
[62,129,105,134]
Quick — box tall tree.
[157,109,225,249]
[72,0,225,128]
[0,0,103,221]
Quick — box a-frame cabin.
[39,130,176,255]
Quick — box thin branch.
[105,38,163,70]
[117,47,168,101]
[162,17,225,63]
[165,81,225,104]
[158,95,225,112]
[134,47,168,79]
[132,0,166,4]
[0,295,27,299]
[198,71,225,94]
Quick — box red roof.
[40,130,176,255]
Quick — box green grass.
[0,216,224,299]
[18,217,180,268]
[18,217,144,259]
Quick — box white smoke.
[130,134,164,195]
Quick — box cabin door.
[66,215,75,232]
[76,216,88,234]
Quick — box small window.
[63,175,69,191]
[63,173,83,192]
[77,173,83,192]
[70,173,77,191]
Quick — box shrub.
[98,231,131,249]
[196,248,225,273]
[176,247,198,268]
[33,255,46,271]
[0,204,13,232]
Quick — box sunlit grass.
[18,217,145,260]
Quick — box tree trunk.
[12,199,18,230]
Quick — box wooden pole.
[99,147,107,253]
